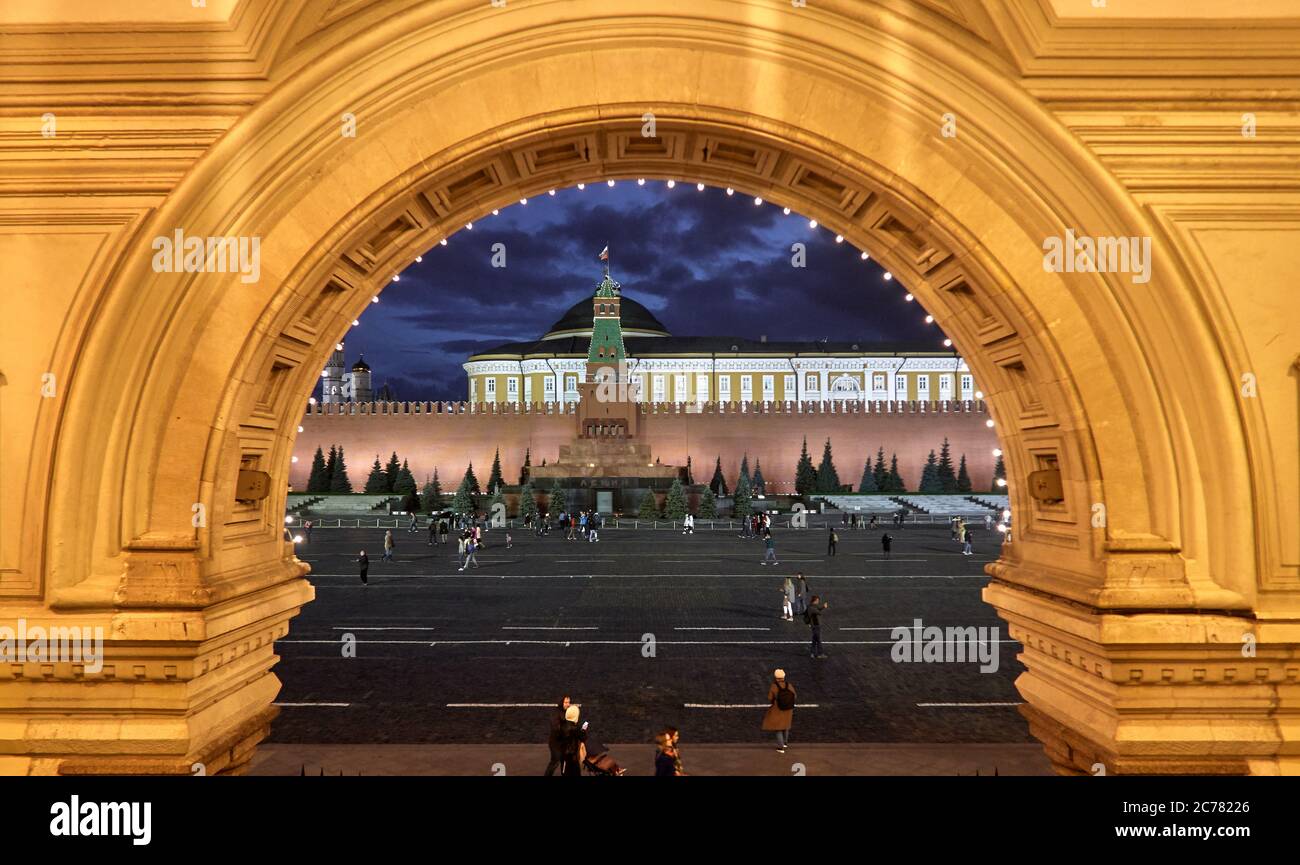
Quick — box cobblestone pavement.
[271,522,1033,749]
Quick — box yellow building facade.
[466,289,975,405]
[2,1,1299,776]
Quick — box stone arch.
[27,1,1277,773]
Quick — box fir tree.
[733,470,753,517]
[307,446,329,493]
[684,455,695,485]
[858,458,878,493]
[795,437,818,495]
[920,450,942,493]
[699,487,718,518]
[751,459,766,495]
[329,446,353,493]
[395,459,418,498]
[420,469,444,513]
[936,437,958,493]
[872,446,888,491]
[518,448,531,486]
[450,475,475,515]
[957,454,972,493]
[887,453,905,492]
[814,438,841,493]
[384,451,402,493]
[638,489,660,519]
[739,454,751,490]
[993,453,1006,491]
[324,445,339,491]
[664,477,688,520]
[709,457,729,496]
[487,448,504,493]
[517,481,539,520]
[549,477,566,513]
[463,462,481,495]
[364,456,388,493]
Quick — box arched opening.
[22,2,1277,775]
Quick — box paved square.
[271,520,1034,751]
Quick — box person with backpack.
[805,595,828,659]
[460,535,480,571]
[881,532,893,560]
[762,669,797,752]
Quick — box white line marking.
[331,626,435,631]
[674,627,771,631]
[279,639,1021,646]
[273,702,351,707]
[501,626,598,631]
[916,702,1024,708]
[307,573,985,580]
[446,703,579,708]
[685,703,821,708]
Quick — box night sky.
[329,182,946,402]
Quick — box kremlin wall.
[290,397,999,493]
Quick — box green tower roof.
[587,271,626,365]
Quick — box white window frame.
[917,375,929,394]
[565,374,578,401]
[695,373,709,401]
[895,375,907,395]
[762,375,775,400]
[507,376,519,398]
[873,372,887,392]
[718,375,731,399]
[543,377,556,398]
[938,374,953,399]
[961,374,973,398]
[485,377,496,396]
[740,374,753,398]
[806,373,818,392]
[524,378,533,403]
[784,374,796,397]
[653,374,665,402]
[674,373,688,402]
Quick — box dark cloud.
[328,183,943,401]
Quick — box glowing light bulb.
[298,425,303,433]
[607,179,615,187]
[975,390,984,399]
[943,339,952,347]
[835,234,843,243]
[465,222,473,230]
[415,256,422,263]
[372,295,380,303]
[697,182,705,191]
[492,209,499,215]
[352,319,359,326]
[577,184,585,190]
[391,275,399,282]
[308,397,317,405]
[986,419,995,428]
[905,293,914,302]
[992,448,1002,456]
[783,207,791,215]
[997,478,1008,488]
[638,178,646,186]
[883,272,893,281]
[440,239,447,246]
[548,189,556,196]
[809,219,818,229]
[667,179,676,188]
[519,198,527,205]
[754,197,763,206]
[726,188,734,196]
[336,343,343,350]
[925,315,934,324]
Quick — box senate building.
[463,272,977,408]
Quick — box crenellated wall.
[291,399,1000,491]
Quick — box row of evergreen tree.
[305,445,354,493]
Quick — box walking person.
[427,519,437,546]
[544,695,571,776]
[760,528,779,565]
[559,705,587,777]
[653,731,679,776]
[779,576,794,621]
[792,572,808,616]
[408,513,418,534]
[805,595,829,659]
[962,526,974,556]
[439,517,449,545]
[460,535,480,570]
[354,550,369,586]
[984,513,993,531]
[762,669,797,752]
[881,532,893,559]
[382,529,395,562]
[827,527,838,557]
[456,530,468,569]
[303,519,313,543]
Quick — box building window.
[674,373,687,402]
[896,375,907,394]
[719,376,731,399]
[485,377,496,396]
[873,372,887,391]
[653,374,665,401]
[524,378,533,403]
[961,374,973,397]
[784,374,795,397]
[740,375,753,399]
[696,373,709,401]
[762,375,774,399]
[507,377,519,396]
[917,375,929,394]
[565,374,577,398]
[806,373,818,392]
[544,377,555,397]
[939,374,953,399]
[635,374,647,401]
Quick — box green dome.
[541,294,670,340]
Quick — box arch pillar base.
[0,576,312,776]
[985,580,1299,776]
